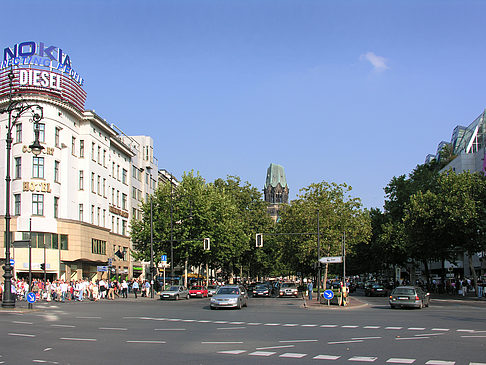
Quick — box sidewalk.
[303,294,368,310]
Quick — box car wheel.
[186,294,190,300]
[175,295,179,301]
[237,301,242,309]
[419,300,423,309]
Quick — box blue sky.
[3,0,486,209]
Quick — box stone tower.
[263,163,289,221]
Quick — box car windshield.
[207,286,217,289]
[256,285,268,289]
[372,285,383,288]
[217,288,239,295]
[393,288,415,295]
[169,286,180,291]
[282,283,295,288]
[192,286,203,290]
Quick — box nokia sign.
[1,41,84,86]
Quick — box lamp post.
[317,209,321,300]
[1,68,44,308]
[150,197,154,298]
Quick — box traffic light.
[256,233,263,247]
[40,263,45,270]
[203,238,210,250]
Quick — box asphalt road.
[0,293,485,364]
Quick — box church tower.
[264,163,289,221]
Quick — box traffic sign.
[97,266,108,272]
[161,255,167,262]
[323,289,334,300]
[10,259,14,265]
[108,258,112,266]
[319,256,343,264]
[27,292,36,303]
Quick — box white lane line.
[314,355,341,360]
[283,324,299,327]
[320,325,338,328]
[351,337,382,340]
[432,328,449,331]
[386,358,416,364]
[256,345,295,350]
[168,319,181,322]
[461,335,486,338]
[349,356,377,362]
[329,340,363,345]
[197,320,210,323]
[396,337,429,341]
[364,326,381,329]
[470,363,486,365]
[279,339,318,343]
[182,319,195,322]
[12,321,33,325]
[386,327,403,330]
[280,353,307,358]
[457,329,475,333]
[76,316,100,319]
[99,327,127,331]
[247,323,262,325]
[8,333,36,337]
[425,361,455,365]
[154,328,186,331]
[415,333,445,337]
[60,337,96,341]
[302,324,317,327]
[229,321,245,325]
[218,350,246,354]
[408,328,425,331]
[264,323,280,326]
[217,327,247,330]
[249,351,276,357]
[43,348,52,352]
[214,321,228,324]
[50,324,75,328]
[32,361,59,364]
[342,325,359,328]
[126,340,166,344]
[202,341,244,344]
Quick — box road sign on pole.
[161,255,167,262]
[27,292,36,303]
[319,256,343,264]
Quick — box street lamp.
[1,68,44,308]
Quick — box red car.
[189,285,208,298]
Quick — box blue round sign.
[27,292,36,304]
[323,289,334,300]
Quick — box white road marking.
[218,350,246,354]
[314,355,341,360]
[432,328,449,331]
[182,319,195,322]
[249,351,276,356]
[214,321,228,324]
[461,335,486,338]
[329,340,363,344]
[364,326,381,329]
[99,327,127,331]
[217,327,247,330]
[280,353,307,358]
[408,328,425,331]
[469,363,486,365]
[126,340,166,344]
[229,321,245,324]
[256,345,295,350]
[43,348,52,352]
[50,324,75,328]
[386,358,416,364]
[279,339,318,343]
[202,341,244,344]
[457,329,475,333]
[342,325,359,328]
[154,328,186,331]
[197,320,210,323]
[60,337,96,341]
[349,356,377,362]
[264,323,280,326]
[425,361,455,365]
[386,327,403,330]
[283,324,299,327]
[396,337,429,341]
[8,333,36,337]
[168,319,181,321]
[12,321,33,325]
[321,324,338,328]
[247,322,262,325]
[415,333,445,337]
[351,337,382,340]
[32,361,59,364]
[302,324,317,327]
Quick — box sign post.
[323,289,334,306]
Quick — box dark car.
[389,286,430,309]
[365,283,387,297]
[252,284,271,297]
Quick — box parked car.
[389,286,430,309]
[210,285,248,309]
[252,284,271,297]
[160,286,190,300]
[279,282,299,297]
[189,285,208,298]
[365,283,387,297]
[207,285,219,297]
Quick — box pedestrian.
[307,281,313,301]
[132,280,139,298]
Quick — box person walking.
[307,281,313,301]
[132,280,139,298]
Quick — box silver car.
[160,286,190,300]
[210,285,248,309]
[207,285,219,297]
[389,286,430,309]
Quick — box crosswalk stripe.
[249,351,276,356]
[314,355,341,360]
[349,356,377,362]
[425,361,455,365]
[279,353,307,358]
[387,358,416,364]
[218,350,246,355]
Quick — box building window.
[32,157,44,178]
[91,238,106,255]
[79,140,84,158]
[103,178,106,197]
[117,190,120,207]
[79,203,83,221]
[72,136,76,155]
[97,146,101,164]
[117,165,120,180]
[97,175,100,195]
[122,220,127,236]
[15,124,22,143]
[103,149,106,167]
[112,216,115,232]
[79,170,84,190]
[91,173,95,193]
[92,142,95,161]
[32,194,44,216]
[91,205,94,224]
[54,197,59,218]
[112,188,115,204]
[132,186,136,199]
[122,193,127,210]
[54,127,60,148]
[122,169,127,184]
[54,161,60,183]
[132,208,137,220]
[97,207,100,225]
[38,123,45,142]
[60,234,68,250]
[103,209,106,227]
[112,162,115,177]
[117,218,120,234]
[14,157,21,179]
[14,194,21,216]
[146,172,149,185]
